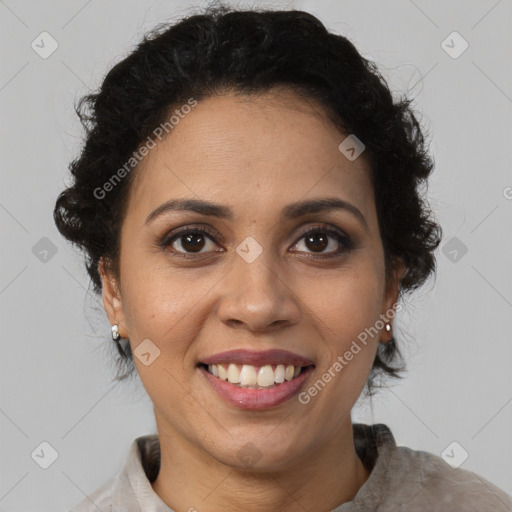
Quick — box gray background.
[1,0,511,510]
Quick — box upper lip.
[200,349,315,367]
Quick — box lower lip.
[198,365,314,410]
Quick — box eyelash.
[158,224,353,260]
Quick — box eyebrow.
[145,197,368,230]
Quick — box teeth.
[227,363,241,384]
[218,364,228,380]
[275,364,285,383]
[239,365,258,386]
[205,363,305,387]
[257,365,275,387]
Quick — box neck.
[151,418,371,512]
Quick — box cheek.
[121,271,204,413]
[119,243,198,335]
[297,270,383,414]
[305,262,384,387]
[315,264,383,336]
[123,280,202,352]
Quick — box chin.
[206,431,310,474]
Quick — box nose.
[216,252,300,333]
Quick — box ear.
[98,257,128,339]
[380,258,405,343]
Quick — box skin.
[100,87,403,512]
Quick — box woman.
[54,5,511,511]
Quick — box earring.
[385,323,392,333]
[111,324,120,341]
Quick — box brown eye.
[291,226,353,257]
[178,232,208,252]
[160,226,221,257]
[304,232,329,252]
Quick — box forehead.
[127,89,374,222]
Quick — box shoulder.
[349,424,511,512]
[66,478,115,511]
[391,445,512,511]
[65,434,160,512]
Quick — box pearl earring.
[111,324,120,341]
[385,323,391,333]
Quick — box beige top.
[68,423,511,512]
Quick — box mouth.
[198,362,313,389]
[196,349,315,409]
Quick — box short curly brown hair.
[53,5,442,393]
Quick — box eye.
[291,225,353,258]
[160,226,222,258]
[159,224,353,259]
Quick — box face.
[101,88,401,471]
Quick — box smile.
[201,363,309,388]
[197,349,315,409]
